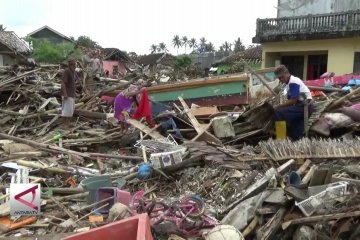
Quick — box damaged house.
[0,31,31,66]
[253,0,360,80]
[136,53,176,70]
[103,48,131,77]
[213,45,263,74]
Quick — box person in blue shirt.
[273,65,314,140]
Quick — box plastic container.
[288,171,302,186]
[64,213,153,240]
[95,187,131,213]
[205,225,244,240]
[275,121,286,140]
[295,181,348,217]
[80,176,112,204]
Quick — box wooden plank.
[178,97,222,144]
[222,159,295,214]
[37,115,60,136]
[256,208,286,240]
[282,211,360,230]
[127,119,166,141]
[147,75,248,92]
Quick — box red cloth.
[101,95,114,105]
[132,89,154,127]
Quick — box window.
[354,52,360,74]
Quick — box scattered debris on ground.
[1,60,360,240]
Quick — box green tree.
[181,36,188,54]
[188,38,197,51]
[0,24,6,31]
[174,56,192,71]
[76,35,100,49]
[205,42,215,52]
[150,44,158,54]
[199,37,207,45]
[219,46,225,52]
[233,37,245,53]
[27,37,82,64]
[172,35,182,55]
[222,41,232,52]
[128,52,138,60]
[158,42,167,52]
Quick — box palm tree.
[219,46,225,52]
[199,37,207,53]
[0,24,6,31]
[181,36,188,54]
[222,41,232,52]
[172,35,182,55]
[150,44,158,54]
[188,38,197,51]
[233,37,245,53]
[158,42,167,52]
[206,42,215,52]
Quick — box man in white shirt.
[273,65,314,140]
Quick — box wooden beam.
[256,208,286,240]
[282,211,360,230]
[127,119,166,141]
[178,96,222,145]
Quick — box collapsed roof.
[103,48,131,62]
[0,31,32,65]
[136,53,176,66]
[213,45,262,66]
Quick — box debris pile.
[1,62,360,240]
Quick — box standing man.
[61,58,77,126]
[273,65,314,140]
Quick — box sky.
[0,0,278,55]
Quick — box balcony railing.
[255,10,360,41]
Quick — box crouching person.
[273,65,314,140]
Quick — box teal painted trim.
[149,81,247,102]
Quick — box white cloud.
[1,0,277,54]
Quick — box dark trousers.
[272,103,314,140]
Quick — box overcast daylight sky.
[1,0,278,54]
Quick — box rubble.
[1,59,360,240]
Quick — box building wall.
[189,52,230,70]
[0,54,15,66]
[262,37,360,77]
[103,60,127,77]
[278,0,360,17]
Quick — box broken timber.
[127,119,166,141]
[178,96,222,145]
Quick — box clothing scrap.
[61,97,75,117]
[61,68,77,98]
[132,89,154,127]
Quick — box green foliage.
[233,37,245,53]
[76,35,100,49]
[150,44,158,54]
[0,24,6,31]
[27,37,82,64]
[174,56,192,71]
[172,35,182,54]
[158,42,167,52]
[205,42,215,52]
[188,38,197,51]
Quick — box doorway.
[307,55,328,80]
[281,56,304,79]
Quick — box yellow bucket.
[275,121,287,140]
